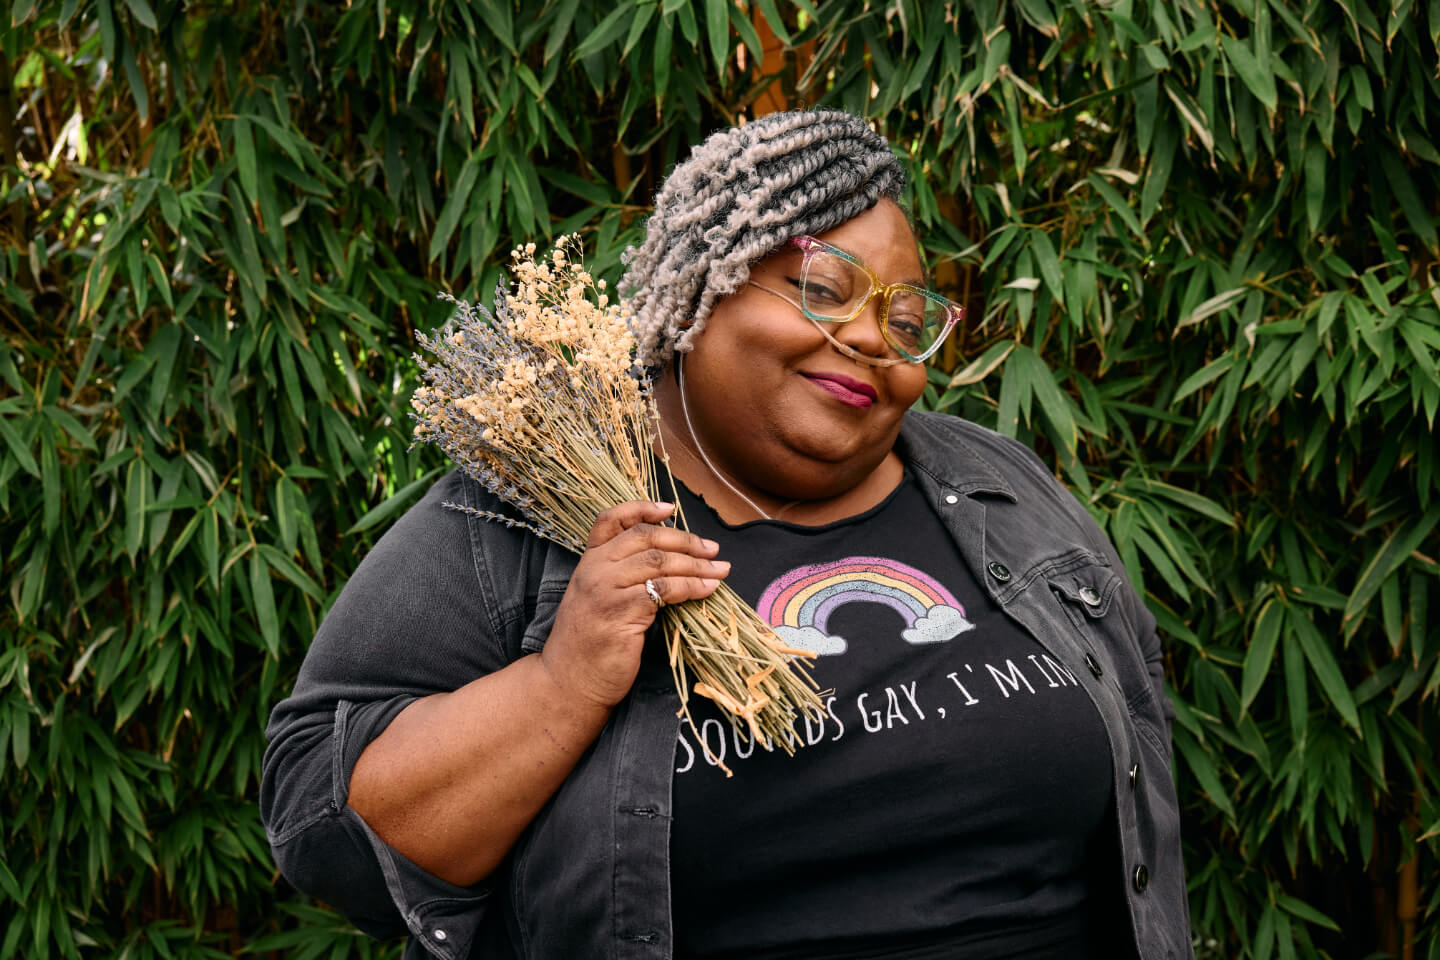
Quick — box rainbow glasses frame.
[746,235,963,366]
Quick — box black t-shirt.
[669,474,1116,959]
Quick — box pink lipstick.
[802,372,878,408]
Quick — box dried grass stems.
[412,236,824,775]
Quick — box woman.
[261,110,1192,960]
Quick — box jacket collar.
[896,411,1018,502]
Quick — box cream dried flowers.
[412,236,823,773]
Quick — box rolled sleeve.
[260,471,529,956]
[262,697,493,955]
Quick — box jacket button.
[1078,586,1102,607]
[1133,864,1149,892]
[944,494,958,504]
[433,929,448,941]
[987,561,1011,582]
[1129,764,1139,790]
[1084,653,1103,678]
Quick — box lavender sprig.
[411,237,824,775]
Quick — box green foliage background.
[2,0,1439,956]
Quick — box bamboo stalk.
[1398,758,1422,960]
[0,51,25,247]
[1397,848,1417,960]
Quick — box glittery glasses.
[747,235,963,365]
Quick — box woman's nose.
[831,292,891,360]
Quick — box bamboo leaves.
[1343,501,1440,634]
[1288,607,1361,732]
[7,0,1440,956]
[1219,32,1278,112]
[571,5,633,60]
[0,412,38,477]
[1242,597,1285,714]
[430,155,483,263]
[705,0,730,76]
[1086,173,1146,243]
[124,458,149,566]
[342,473,437,536]
[1175,727,1237,819]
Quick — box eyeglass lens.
[800,251,951,358]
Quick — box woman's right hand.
[538,501,728,710]
[346,500,726,886]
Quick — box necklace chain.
[677,356,774,522]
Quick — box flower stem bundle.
[411,237,823,773]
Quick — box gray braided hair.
[619,109,906,366]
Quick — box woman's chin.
[789,411,901,465]
[748,436,892,501]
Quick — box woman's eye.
[889,317,923,345]
[806,280,846,304]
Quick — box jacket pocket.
[1048,567,1166,755]
[520,546,578,654]
[520,585,567,654]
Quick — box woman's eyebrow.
[884,268,928,288]
[839,249,928,288]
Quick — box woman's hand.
[539,501,728,709]
[346,500,724,885]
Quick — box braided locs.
[619,109,906,366]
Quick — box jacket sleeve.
[260,470,527,957]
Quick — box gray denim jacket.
[261,411,1194,960]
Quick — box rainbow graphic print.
[755,556,975,656]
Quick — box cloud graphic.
[775,625,848,656]
[901,604,975,645]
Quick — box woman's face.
[670,199,929,502]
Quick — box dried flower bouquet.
[411,237,823,773]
